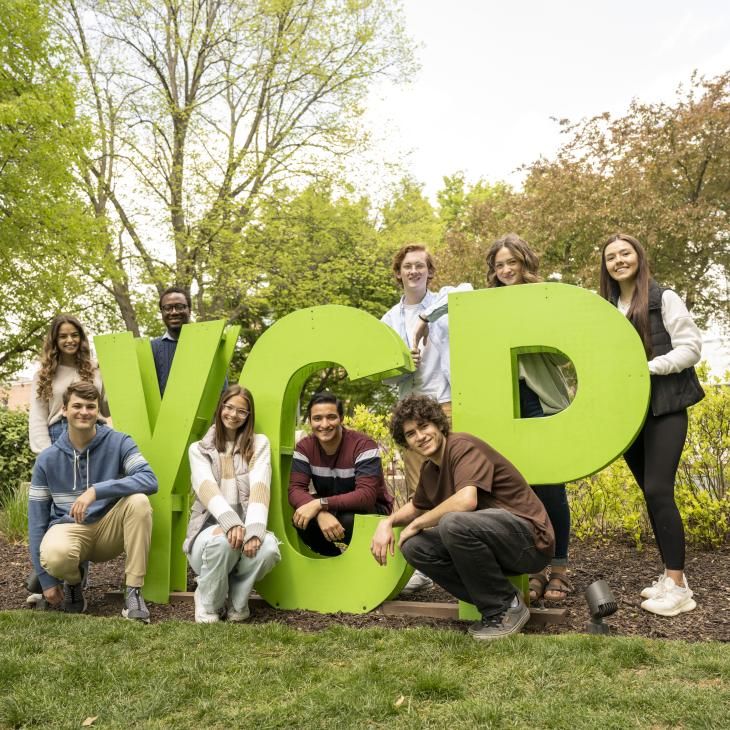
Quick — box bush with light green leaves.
[569,366,729,549]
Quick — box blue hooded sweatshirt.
[28,424,158,590]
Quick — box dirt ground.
[1,537,728,641]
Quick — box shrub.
[0,482,29,543]
[344,405,408,506]
[0,407,34,503]
[568,368,730,549]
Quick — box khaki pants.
[40,494,152,588]
[402,401,452,496]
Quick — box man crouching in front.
[370,395,554,640]
[28,381,158,622]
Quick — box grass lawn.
[1,611,728,730]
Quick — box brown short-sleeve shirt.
[412,433,555,556]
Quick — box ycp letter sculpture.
[95,284,649,618]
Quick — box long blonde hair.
[36,314,94,401]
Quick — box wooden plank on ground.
[106,591,568,624]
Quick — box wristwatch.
[319,497,329,511]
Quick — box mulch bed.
[1,537,727,642]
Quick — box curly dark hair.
[390,395,450,448]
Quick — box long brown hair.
[214,385,256,463]
[485,233,542,288]
[599,233,652,357]
[36,314,95,401]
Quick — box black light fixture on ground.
[585,579,618,635]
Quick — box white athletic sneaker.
[399,570,434,595]
[640,571,668,600]
[226,600,251,623]
[194,588,221,624]
[640,577,696,617]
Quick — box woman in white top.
[600,233,703,617]
[29,314,108,454]
[184,385,280,623]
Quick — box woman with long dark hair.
[484,234,574,603]
[183,385,280,623]
[29,314,108,454]
[414,233,574,603]
[600,233,703,616]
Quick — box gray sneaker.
[122,586,150,623]
[468,594,530,640]
[62,563,88,614]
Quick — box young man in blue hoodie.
[28,381,158,622]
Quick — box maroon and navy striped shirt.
[288,427,393,514]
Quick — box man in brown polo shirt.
[370,394,555,640]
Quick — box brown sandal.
[544,573,573,603]
[529,572,549,602]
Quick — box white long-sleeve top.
[29,364,108,454]
[618,290,702,375]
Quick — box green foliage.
[0,0,100,378]
[344,404,406,506]
[568,369,730,549]
[378,176,442,251]
[0,408,34,503]
[0,481,29,543]
[2,614,730,729]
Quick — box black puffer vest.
[646,281,705,417]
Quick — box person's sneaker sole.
[640,596,696,617]
[468,605,531,641]
[121,608,150,624]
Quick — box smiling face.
[56,323,81,360]
[396,250,430,299]
[603,239,639,284]
[220,393,250,438]
[63,393,99,435]
[160,292,190,335]
[309,402,343,452]
[402,418,444,458]
[493,246,525,286]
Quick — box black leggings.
[623,408,688,571]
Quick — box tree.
[433,173,516,288]
[517,71,730,327]
[378,176,441,251]
[0,0,99,379]
[232,182,398,412]
[55,0,415,336]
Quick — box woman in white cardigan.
[184,385,280,623]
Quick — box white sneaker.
[399,570,434,595]
[640,571,667,599]
[226,601,251,623]
[194,588,221,624]
[641,577,696,616]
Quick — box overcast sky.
[364,0,730,198]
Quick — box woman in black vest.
[600,233,704,617]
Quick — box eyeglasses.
[222,404,250,418]
[161,303,189,313]
[57,332,81,340]
[401,263,427,272]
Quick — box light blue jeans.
[188,526,281,614]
